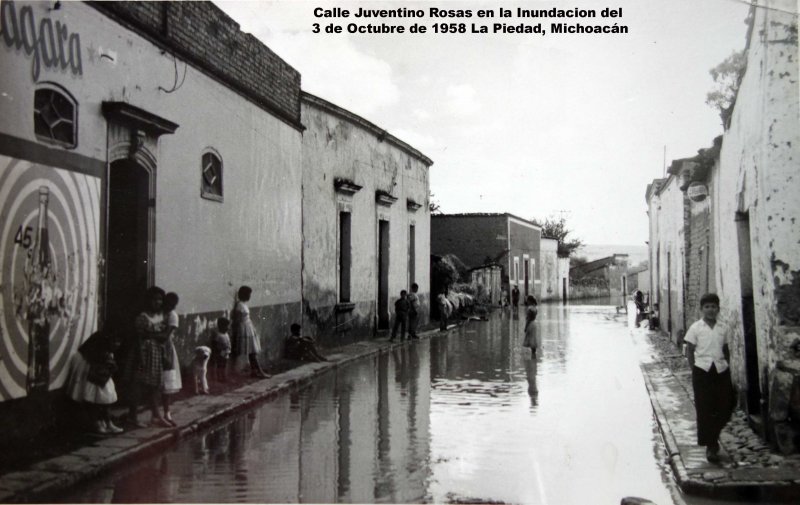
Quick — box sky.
[218,0,752,246]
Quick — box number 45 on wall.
[14,225,33,249]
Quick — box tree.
[431,255,460,294]
[429,193,442,214]
[706,50,746,130]
[532,216,583,258]
[570,255,588,269]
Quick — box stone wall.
[301,93,432,345]
[712,0,800,441]
[539,238,559,301]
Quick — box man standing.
[511,286,520,308]
[407,283,421,339]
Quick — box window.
[513,257,520,284]
[339,211,352,302]
[34,85,77,148]
[201,150,223,201]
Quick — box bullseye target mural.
[0,155,100,400]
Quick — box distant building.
[431,213,541,299]
[539,237,562,301]
[626,264,650,295]
[570,254,630,298]
[469,264,503,306]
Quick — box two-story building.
[430,213,542,300]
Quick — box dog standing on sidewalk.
[192,346,211,394]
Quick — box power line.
[726,0,799,16]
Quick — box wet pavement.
[63,302,680,504]
[2,300,799,503]
[640,322,800,503]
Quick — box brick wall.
[91,1,301,127]
[685,194,710,324]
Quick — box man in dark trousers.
[511,286,520,308]
[391,290,410,341]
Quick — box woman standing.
[232,286,270,378]
[129,286,172,428]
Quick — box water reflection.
[69,303,684,505]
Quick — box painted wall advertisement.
[0,155,100,400]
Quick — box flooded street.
[69,302,695,504]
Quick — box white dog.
[192,346,211,394]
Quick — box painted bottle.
[26,186,51,394]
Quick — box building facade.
[430,213,542,300]
[301,93,432,345]
[646,172,686,345]
[646,0,800,449]
[539,237,559,301]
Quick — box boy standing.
[391,290,410,341]
[684,293,735,463]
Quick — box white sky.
[218,0,752,246]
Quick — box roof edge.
[301,91,433,167]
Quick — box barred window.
[34,85,77,148]
[201,150,223,201]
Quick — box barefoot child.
[232,286,270,378]
[212,317,232,383]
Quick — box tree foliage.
[706,50,746,129]
[532,216,583,258]
[431,254,460,293]
[429,193,442,214]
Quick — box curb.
[0,325,452,503]
[640,361,800,502]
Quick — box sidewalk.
[639,328,800,502]
[0,326,446,503]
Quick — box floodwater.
[69,302,700,504]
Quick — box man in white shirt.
[684,293,735,464]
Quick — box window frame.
[200,148,224,202]
[33,83,78,149]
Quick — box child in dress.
[161,292,182,426]
[66,328,124,434]
[232,286,270,378]
[212,317,232,383]
[523,295,541,357]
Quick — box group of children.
[390,283,422,341]
[66,284,325,434]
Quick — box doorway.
[378,220,390,330]
[737,212,761,420]
[523,258,529,298]
[105,159,152,330]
